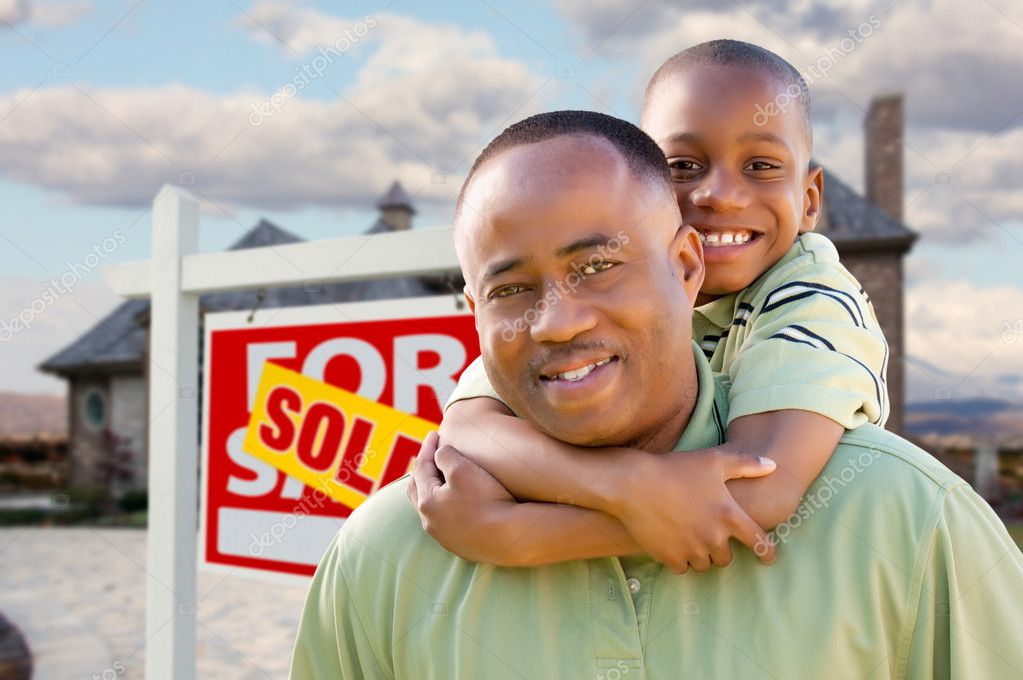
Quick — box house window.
[82,389,107,432]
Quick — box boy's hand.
[612,449,777,573]
[408,431,521,565]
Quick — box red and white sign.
[199,296,479,581]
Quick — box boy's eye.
[745,161,780,172]
[578,260,617,276]
[490,284,529,299]
[667,158,703,181]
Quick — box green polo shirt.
[291,348,1023,679]
[446,233,889,430]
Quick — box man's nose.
[688,167,749,212]
[528,289,599,344]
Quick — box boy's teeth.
[554,357,612,382]
[699,230,753,247]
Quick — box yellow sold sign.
[243,362,438,508]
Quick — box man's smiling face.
[642,64,822,302]
[457,135,704,448]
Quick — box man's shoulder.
[336,476,451,573]
[824,425,970,509]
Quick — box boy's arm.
[408,431,642,566]
[720,410,843,528]
[437,397,778,571]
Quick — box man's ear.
[800,164,824,233]
[671,224,705,304]
[463,285,479,329]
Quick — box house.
[40,94,916,494]
[39,181,458,492]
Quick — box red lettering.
[259,386,301,451]
[296,402,345,473]
[337,417,376,494]
[380,434,423,487]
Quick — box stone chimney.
[864,93,904,222]
[376,180,416,231]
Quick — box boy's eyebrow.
[737,131,791,149]
[658,130,792,150]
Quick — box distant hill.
[905,397,1023,443]
[0,391,67,440]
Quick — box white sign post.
[103,184,460,680]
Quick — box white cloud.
[31,0,91,28]
[556,0,1023,134]
[0,277,122,393]
[905,278,1023,401]
[0,0,28,24]
[0,9,545,212]
[0,0,90,28]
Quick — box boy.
[415,40,888,573]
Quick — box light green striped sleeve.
[444,355,506,411]
[901,483,1023,678]
[726,268,890,429]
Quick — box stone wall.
[838,248,906,433]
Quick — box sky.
[0,0,1021,404]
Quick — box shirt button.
[626,577,641,595]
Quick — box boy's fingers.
[412,438,444,496]
[729,510,777,565]
[719,452,776,481]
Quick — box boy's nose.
[689,169,749,212]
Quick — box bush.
[118,489,148,513]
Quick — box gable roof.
[816,165,917,251]
[39,217,438,377]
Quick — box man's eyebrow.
[480,234,614,284]
[556,233,614,258]
[483,257,525,283]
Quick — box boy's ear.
[671,224,705,304]
[799,164,824,234]
[463,285,477,315]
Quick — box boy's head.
[454,111,704,449]
[641,39,823,301]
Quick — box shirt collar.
[672,342,729,452]
[694,293,738,333]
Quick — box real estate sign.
[199,296,479,581]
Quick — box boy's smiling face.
[642,63,823,303]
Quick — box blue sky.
[1,0,1021,399]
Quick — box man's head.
[455,111,705,449]
[641,39,823,302]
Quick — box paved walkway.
[0,528,309,679]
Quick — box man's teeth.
[553,357,612,382]
[698,230,753,247]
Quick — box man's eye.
[491,284,528,299]
[578,260,617,276]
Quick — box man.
[291,111,1023,679]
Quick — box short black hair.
[456,110,672,220]
[643,39,812,150]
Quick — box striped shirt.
[692,232,889,428]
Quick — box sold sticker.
[243,362,438,508]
